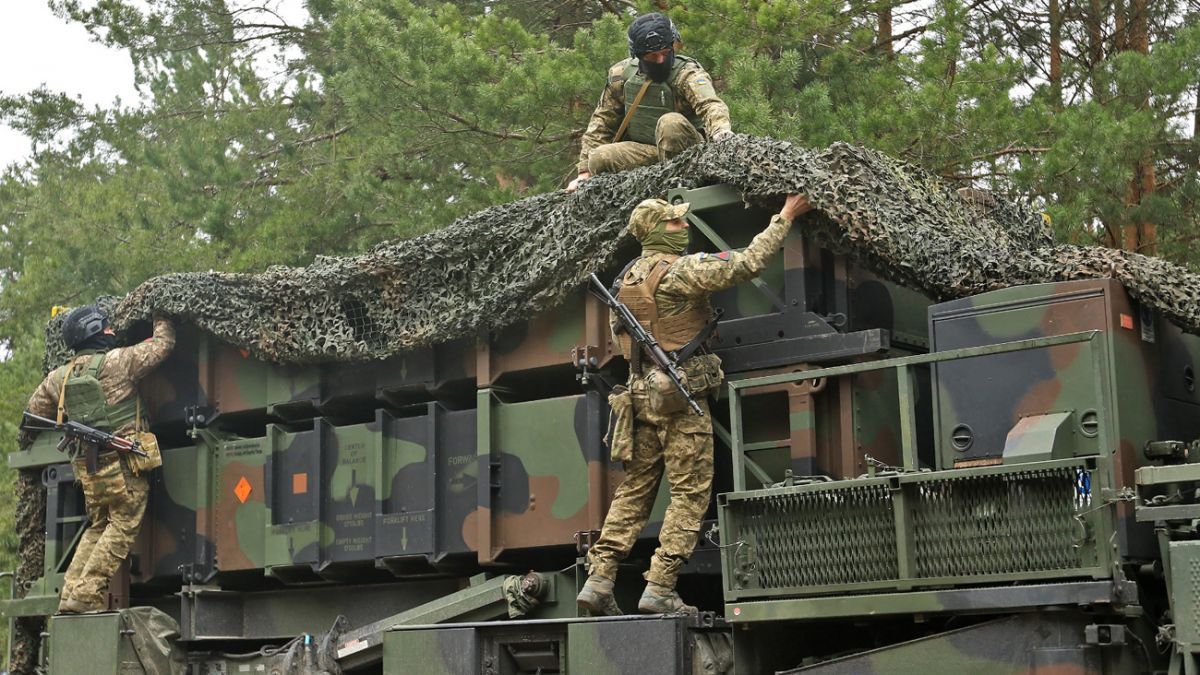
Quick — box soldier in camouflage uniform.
[578,193,811,615]
[26,306,175,614]
[566,13,732,193]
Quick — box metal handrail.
[725,330,1105,491]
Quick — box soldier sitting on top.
[26,306,175,614]
[566,13,733,193]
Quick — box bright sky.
[0,2,139,168]
[0,1,309,170]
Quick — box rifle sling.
[613,79,652,144]
[56,361,71,425]
[610,258,640,296]
[673,308,724,364]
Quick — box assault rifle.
[21,412,149,475]
[587,273,704,416]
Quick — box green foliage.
[0,5,1196,655]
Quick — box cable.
[1125,626,1156,675]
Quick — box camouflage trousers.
[62,456,149,608]
[588,113,704,174]
[587,397,713,589]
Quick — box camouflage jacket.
[27,318,176,437]
[578,56,732,172]
[612,213,794,339]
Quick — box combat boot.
[576,575,622,616]
[637,582,697,615]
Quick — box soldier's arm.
[116,316,177,382]
[577,67,627,174]
[26,370,63,419]
[676,64,731,139]
[660,196,812,296]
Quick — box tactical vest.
[621,56,705,146]
[58,352,141,433]
[615,254,711,359]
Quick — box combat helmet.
[627,13,680,58]
[62,305,110,351]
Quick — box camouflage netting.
[40,136,1200,367]
[11,469,46,675]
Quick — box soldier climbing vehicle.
[6,179,1200,675]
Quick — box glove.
[711,129,734,142]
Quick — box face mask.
[640,222,689,255]
[640,51,675,83]
[78,333,117,352]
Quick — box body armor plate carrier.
[620,56,705,146]
[60,353,140,433]
[615,254,711,361]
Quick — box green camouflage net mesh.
[41,136,1200,367]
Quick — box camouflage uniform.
[27,317,175,610]
[588,205,795,589]
[578,56,731,175]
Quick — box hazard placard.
[234,476,252,503]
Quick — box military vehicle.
[5,180,1200,674]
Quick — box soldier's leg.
[60,496,108,607]
[655,113,703,162]
[72,474,149,607]
[586,421,665,581]
[645,415,714,589]
[588,141,660,175]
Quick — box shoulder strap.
[610,257,644,295]
[616,254,678,295]
[619,59,638,83]
[613,79,652,144]
[644,256,677,292]
[84,352,106,378]
[55,364,71,425]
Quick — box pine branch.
[252,126,353,160]
[414,103,581,143]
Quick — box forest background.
[0,0,1197,639]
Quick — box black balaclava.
[77,332,117,352]
[628,13,677,83]
[641,53,675,83]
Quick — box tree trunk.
[1114,0,1128,52]
[1194,84,1199,173]
[1049,0,1063,108]
[1121,0,1156,253]
[1086,0,1105,97]
[878,4,894,59]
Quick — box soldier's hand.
[781,194,812,221]
[711,129,734,142]
[567,172,591,193]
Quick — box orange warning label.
[234,477,252,503]
[293,473,308,495]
